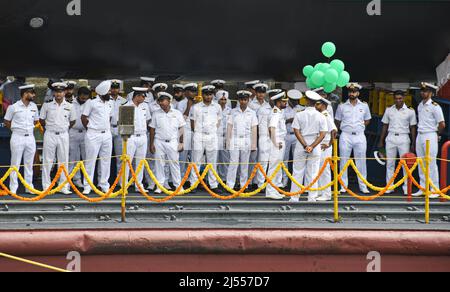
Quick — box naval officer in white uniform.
[4,84,39,194]
[378,90,417,195]
[123,87,152,192]
[150,92,186,194]
[335,83,372,194]
[289,91,328,202]
[226,90,258,190]
[189,85,223,193]
[413,83,446,198]
[81,80,113,194]
[39,82,76,195]
[69,87,91,188]
[265,91,288,200]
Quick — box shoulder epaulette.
[323,112,328,117]
[121,101,128,106]
[273,109,279,113]
[432,102,439,106]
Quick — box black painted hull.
[0,0,449,81]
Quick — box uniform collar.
[422,98,433,106]
[345,98,361,105]
[237,106,250,113]
[201,102,214,107]
[392,104,408,110]
[51,99,68,106]
[305,106,316,111]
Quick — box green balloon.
[337,71,350,87]
[324,82,337,93]
[311,70,325,86]
[303,65,314,78]
[330,59,345,73]
[306,77,315,89]
[322,42,336,58]
[319,63,331,73]
[314,63,322,71]
[324,68,339,84]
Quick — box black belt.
[112,125,118,128]
[24,134,30,137]
[78,130,84,133]
[134,134,144,137]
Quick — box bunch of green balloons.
[302,42,351,93]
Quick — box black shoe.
[184,182,191,189]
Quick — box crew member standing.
[378,90,417,195]
[226,91,258,190]
[176,83,198,184]
[282,89,303,188]
[4,84,39,194]
[255,89,280,188]
[40,82,76,195]
[110,80,127,177]
[150,92,186,194]
[69,87,91,188]
[335,83,371,194]
[127,77,155,102]
[265,91,289,200]
[123,88,152,192]
[216,90,232,180]
[189,85,222,193]
[316,97,338,201]
[289,91,328,202]
[413,83,445,198]
[81,80,113,194]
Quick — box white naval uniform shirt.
[335,99,371,134]
[111,95,127,128]
[292,107,328,140]
[218,106,232,148]
[71,99,87,131]
[227,107,258,150]
[4,100,39,135]
[150,107,186,141]
[124,101,151,135]
[322,110,337,144]
[82,97,113,131]
[39,99,76,132]
[148,100,161,114]
[249,99,268,112]
[417,99,445,134]
[257,103,273,139]
[269,106,287,145]
[283,105,297,135]
[382,104,417,134]
[190,102,222,135]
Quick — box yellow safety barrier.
[0,139,447,224]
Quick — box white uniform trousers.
[124,134,148,190]
[256,136,271,188]
[9,133,36,193]
[83,130,113,191]
[190,133,219,189]
[249,149,258,185]
[318,146,333,199]
[416,132,440,189]
[144,134,155,188]
[154,139,182,189]
[227,150,251,188]
[339,132,369,192]
[112,132,123,177]
[265,142,286,196]
[217,150,230,180]
[386,133,411,194]
[42,131,70,192]
[290,139,321,201]
[282,133,297,186]
[69,129,86,184]
[179,126,192,180]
